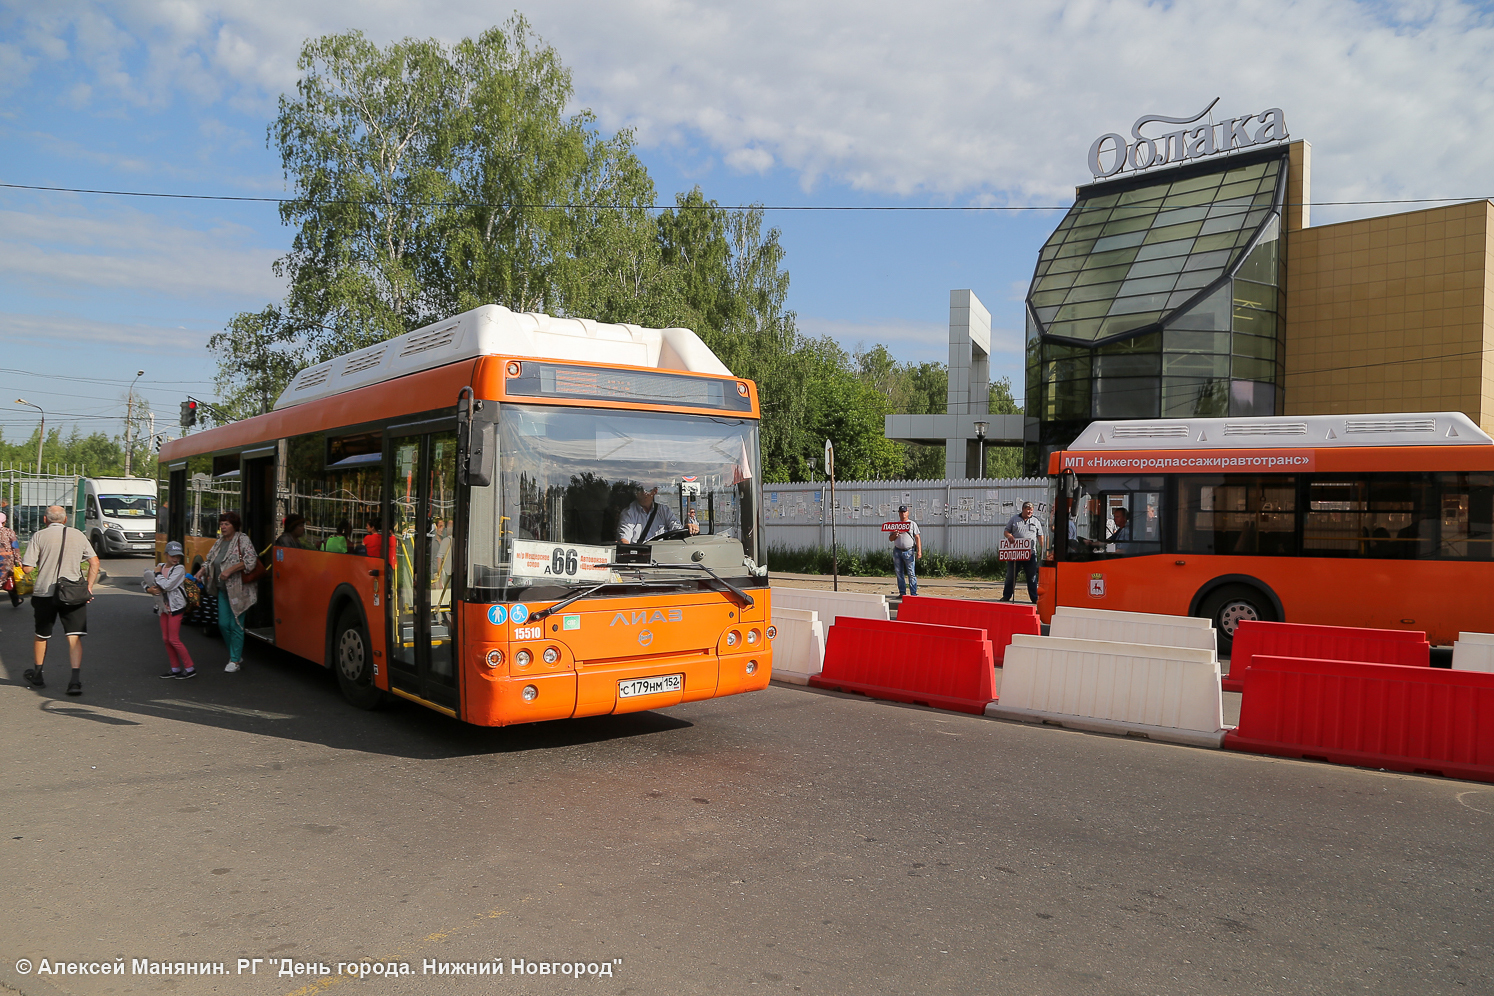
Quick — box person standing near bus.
[0,511,21,608]
[888,505,921,597]
[147,541,197,679]
[197,511,257,673]
[1001,501,1044,604]
[21,505,99,695]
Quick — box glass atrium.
[1024,147,1288,467]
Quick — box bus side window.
[1437,473,1494,560]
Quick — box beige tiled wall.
[1283,200,1494,434]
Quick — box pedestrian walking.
[21,505,100,695]
[0,511,22,608]
[146,540,197,679]
[888,505,921,597]
[196,510,257,672]
[1001,501,1044,604]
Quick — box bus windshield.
[469,405,762,591]
[100,495,156,518]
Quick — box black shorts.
[33,595,87,638]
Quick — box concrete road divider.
[1452,633,1494,673]
[1223,620,1429,692]
[896,596,1040,665]
[809,617,995,714]
[1224,655,1494,783]
[1049,606,1217,655]
[768,607,826,685]
[987,634,1228,748]
[772,587,890,627]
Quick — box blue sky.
[3,0,1493,446]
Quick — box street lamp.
[16,399,44,477]
[973,421,989,480]
[124,369,145,477]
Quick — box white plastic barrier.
[768,607,826,685]
[986,634,1229,748]
[1452,632,1494,672]
[771,587,889,627]
[1050,605,1217,656]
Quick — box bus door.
[241,450,277,637]
[386,427,461,712]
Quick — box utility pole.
[123,370,144,477]
[825,438,837,591]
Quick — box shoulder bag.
[242,534,270,585]
[48,529,91,606]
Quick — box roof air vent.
[1112,424,1189,439]
[1345,419,1436,434]
[342,347,387,376]
[399,324,459,357]
[294,367,332,391]
[1223,422,1308,436]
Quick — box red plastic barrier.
[895,596,1040,666]
[1224,655,1494,783]
[809,617,995,714]
[1222,620,1429,693]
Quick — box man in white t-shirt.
[888,505,921,597]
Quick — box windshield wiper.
[607,561,755,609]
[529,577,689,621]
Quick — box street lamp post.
[124,370,145,477]
[16,399,44,477]
[974,421,989,480]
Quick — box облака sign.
[1088,98,1288,179]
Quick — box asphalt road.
[1,557,1490,996]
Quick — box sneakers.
[160,669,182,679]
[66,679,81,696]
[179,668,197,679]
[224,661,241,673]
[22,667,44,688]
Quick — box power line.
[2,181,1490,212]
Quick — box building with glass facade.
[1024,137,1494,472]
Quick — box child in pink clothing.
[146,541,197,679]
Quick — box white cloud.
[0,203,284,301]
[6,0,1490,218]
[0,310,214,351]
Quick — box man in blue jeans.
[888,505,921,597]
[1001,501,1044,603]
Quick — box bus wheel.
[333,606,384,710]
[1200,584,1272,657]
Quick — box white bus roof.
[1069,412,1493,449]
[274,305,732,411]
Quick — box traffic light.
[180,399,198,428]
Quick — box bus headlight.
[522,684,539,701]
[725,630,740,647]
[746,629,760,645]
[485,649,504,668]
[515,649,533,668]
[542,647,560,664]
[745,660,758,675]
[766,625,777,640]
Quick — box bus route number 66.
[550,548,580,576]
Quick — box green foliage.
[766,545,1008,580]
[0,426,153,480]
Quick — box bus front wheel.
[1199,584,1273,657]
[333,606,384,710]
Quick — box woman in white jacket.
[146,540,197,679]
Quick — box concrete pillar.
[945,290,991,479]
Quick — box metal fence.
[0,464,86,543]
[762,478,1053,557]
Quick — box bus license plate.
[618,673,683,699]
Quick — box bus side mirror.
[464,422,494,487]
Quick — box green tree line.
[213,19,1024,483]
[0,427,155,480]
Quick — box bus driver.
[618,485,700,544]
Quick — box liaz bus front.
[458,355,772,725]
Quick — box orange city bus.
[1041,412,1494,652]
[158,305,772,724]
